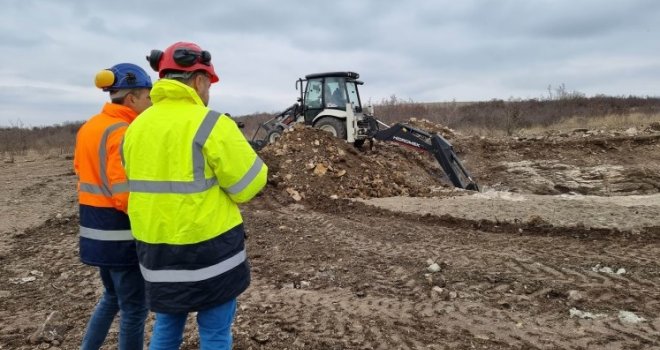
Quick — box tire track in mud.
[243,206,660,349]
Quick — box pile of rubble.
[258,124,453,203]
[404,117,458,139]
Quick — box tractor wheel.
[314,117,347,140]
[267,129,282,144]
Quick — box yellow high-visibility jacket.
[122,79,267,313]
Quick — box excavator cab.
[252,72,372,145]
[296,71,373,143]
[302,73,362,118]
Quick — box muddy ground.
[0,122,659,349]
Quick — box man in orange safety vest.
[74,63,152,350]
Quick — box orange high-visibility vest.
[75,103,136,211]
[74,102,139,267]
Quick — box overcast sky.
[1,0,659,127]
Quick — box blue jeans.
[149,298,237,350]
[81,266,147,350]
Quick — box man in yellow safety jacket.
[122,42,267,349]
[75,63,152,349]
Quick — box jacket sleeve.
[73,135,80,177]
[205,114,268,203]
[105,126,130,213]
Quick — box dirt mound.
[404,117,458,139]
[258,125,455,204]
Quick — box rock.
[592,264,613,274]
[431,286,444,295]
[624,127,638,136]
[313,163,327,176]
[55,213,63,219]
[329,195,339,200]
[285,188,302,202]
[618,310,646,324]
[300,281,311,289]
[567,290,584,302]
[281,282,295,289]
[427,263,441,273]
[252,332,270,344]
[569,307,606,319]
[431,287,452,301]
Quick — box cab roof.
[304,71,360,80]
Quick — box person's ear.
[196,74,207,87]
[192,74,206,93]
[124,93,136,107]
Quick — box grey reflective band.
[225,157,264,194]
[112,182,129,193]
[79,182,105,194]
[98,122,129,196]
[193,111,221,181]
[129,178,218,194]
[80,226,134,241]
[128,110,222,194]
[78,122,128,197]
[140,249,246,283]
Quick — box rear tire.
[314,117,347,140]
[267,129,282,144]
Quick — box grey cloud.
[1,0,659,126]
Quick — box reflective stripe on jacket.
[74,103,138,267]
[122,79,267,313]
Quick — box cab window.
[305,79,323,109]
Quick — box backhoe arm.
[373,123,480,191]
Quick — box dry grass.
[3,96,660,158]
[372,95,660,137]
[470,113,660,137]
[1,122,81,158]
[520,113,660,134]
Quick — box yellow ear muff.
[95,69,115,89]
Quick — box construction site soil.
[1,120,659,349]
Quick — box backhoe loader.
[250,72,479,191]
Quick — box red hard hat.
[147,42,219,83]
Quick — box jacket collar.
[101,102,138,123]
[150,79,205,106]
